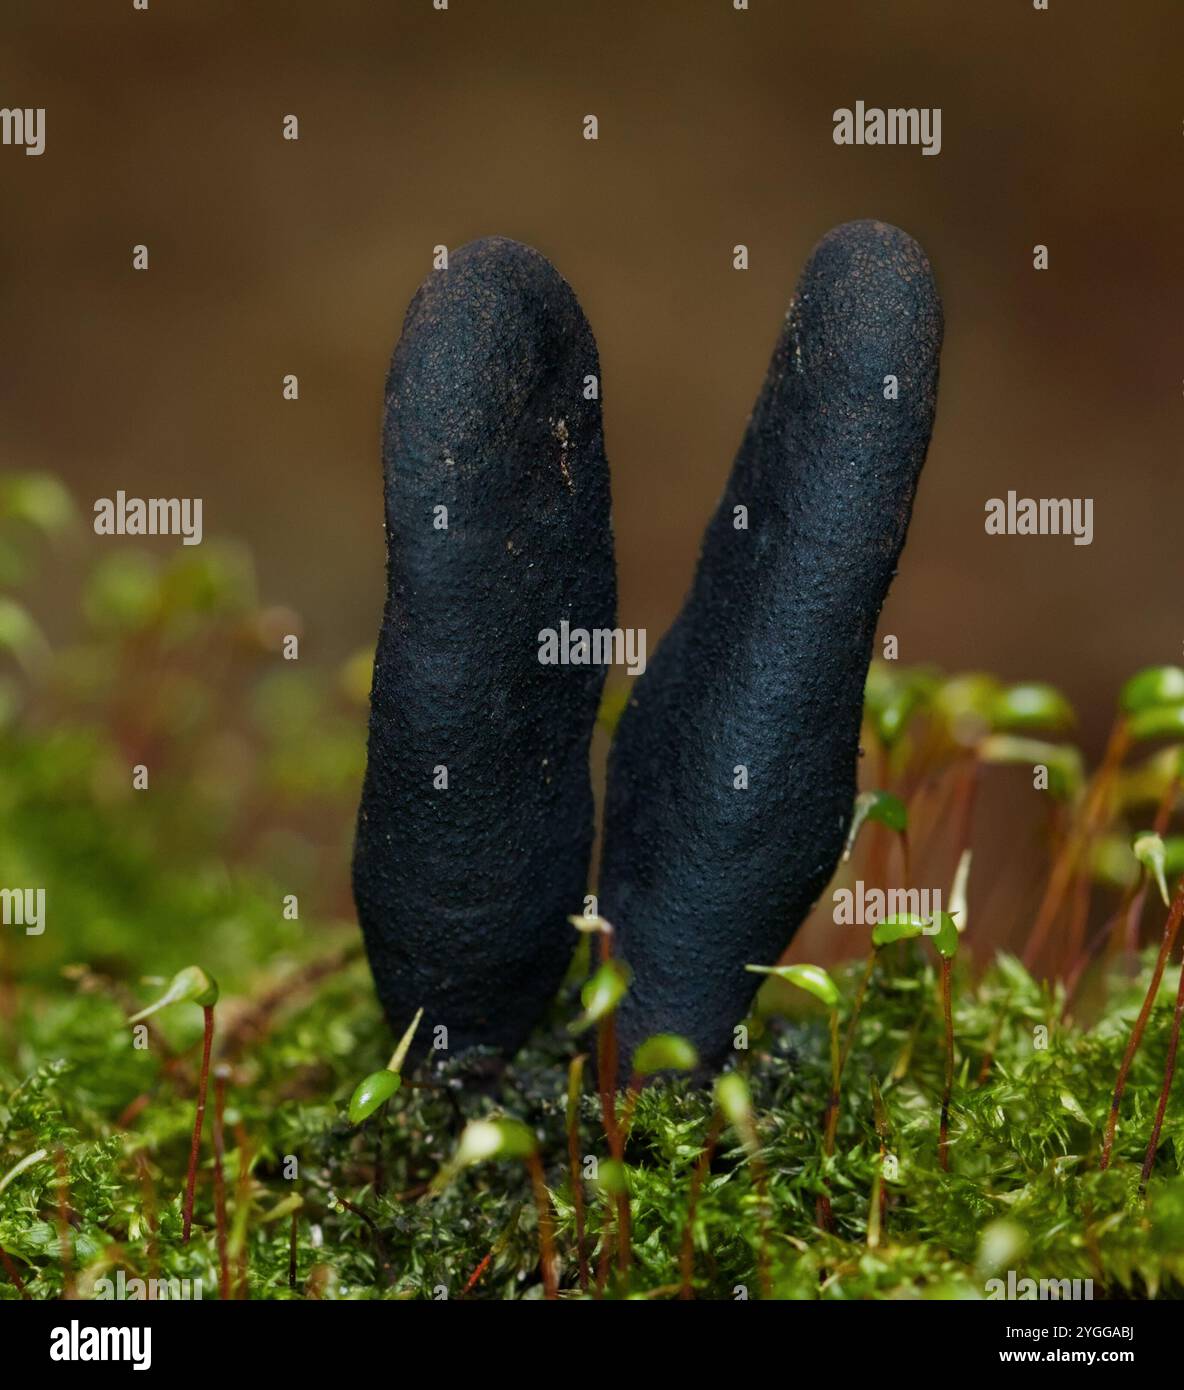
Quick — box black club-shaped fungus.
[599,219,943,1075]
[353,237,616,1057]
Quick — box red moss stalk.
[1139,949,1184,1191]
[679,1111,723,1299]
[1101,876,1184,1169]
[525,1151,558,1299]
[182,1004,215,1243]
[1024,716,1128,973]
[566,1054,589,1292]
[0,1245,28,1299]
[212,1065,231,1299]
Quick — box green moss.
[6,946,1184,1299]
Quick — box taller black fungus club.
[599,219,944,1074]
[353,237,616,1057]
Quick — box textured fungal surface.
[600,219,944,1074]
[353,237,616,1056]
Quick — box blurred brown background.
[2,0,1181,951]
